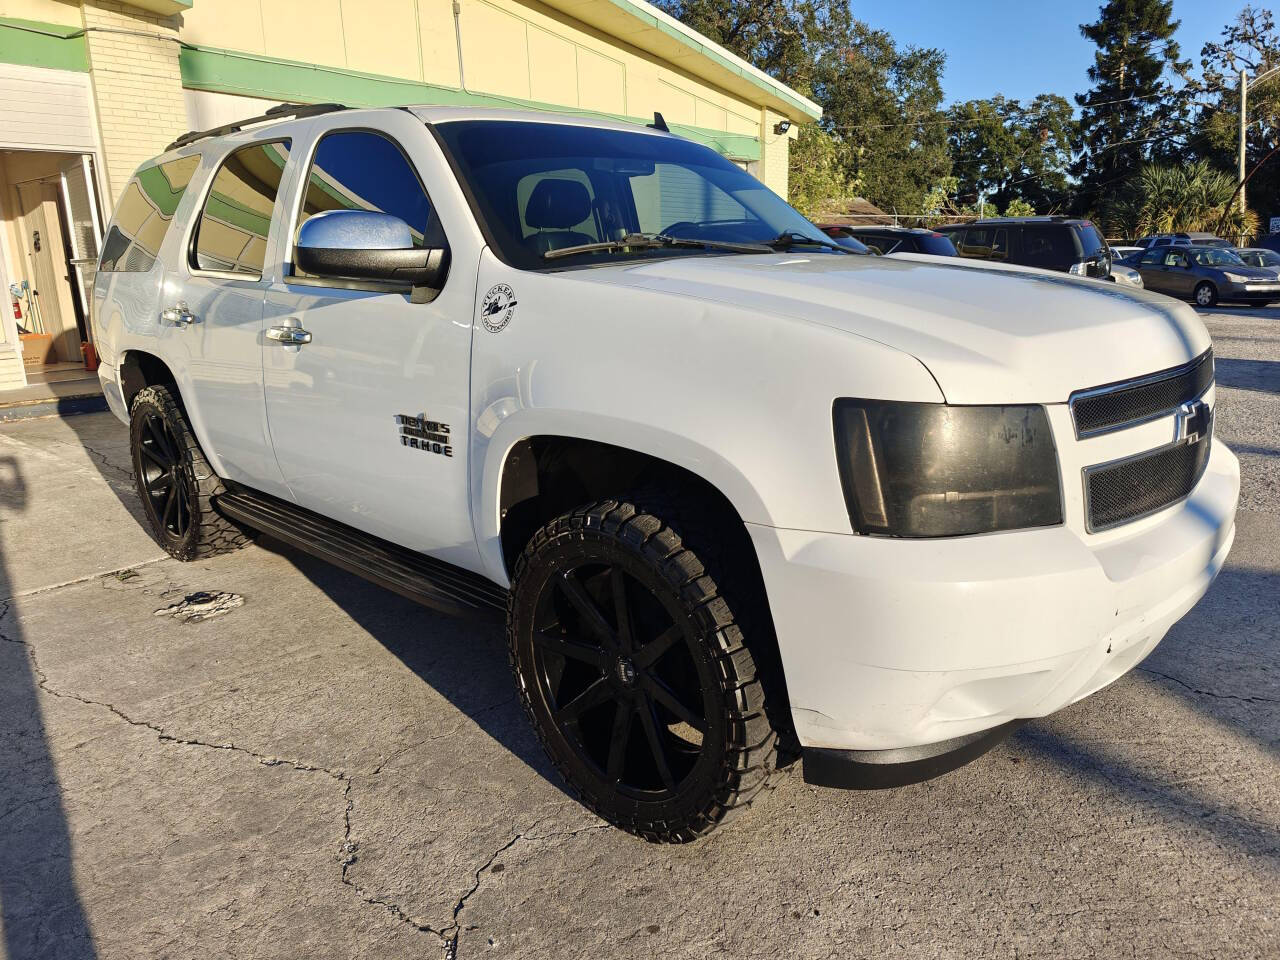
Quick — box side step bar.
[215,487,508,621]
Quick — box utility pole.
[1239,69,1248,218]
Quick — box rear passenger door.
[169,139,294,497]
[260,118,480,571]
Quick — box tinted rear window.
[100,155,200,273]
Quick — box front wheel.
[508,497,778,842]
[1194,281,1218,308]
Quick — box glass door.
[58,155,102,342]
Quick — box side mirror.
[295,210,449,302]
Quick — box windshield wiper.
[543,232,772,260]
[766,231,861,255]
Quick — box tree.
[1110,161,1258,239]
[1073,0,1190,215]
[653,1,950,215]
[788,123,855,216]
[946,95,1075,212]
[1192,6,1280,231]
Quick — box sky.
[857,1,1279,107]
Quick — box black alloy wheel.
[509,497,779,842]
[136,409,194,543]
[128,384,252,561]
[530,558,717,800]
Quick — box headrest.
[525,179,591,229]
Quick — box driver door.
[260,119,480,571]
[1165,249,1195,296]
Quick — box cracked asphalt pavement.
[1,307,1277,959]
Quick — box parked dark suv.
[817,224,958,257]
[937,217,1112,278]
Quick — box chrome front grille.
[1070,350,1214,438]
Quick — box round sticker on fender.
[481,283,517,332]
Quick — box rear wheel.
[129,385,252,561]
[1194,281,1218,308]
[508,497,778,842]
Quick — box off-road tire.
[129,385,252,561]
[508,496,779,842]
[1194,281,1218,308]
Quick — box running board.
[215,487,508,621]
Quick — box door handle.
[160,302,198,327]
[265,324,312,346]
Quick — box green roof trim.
[178,44,761,161]
[599,0,820,121]
[0,17,89,72]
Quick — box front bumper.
[749,438,1239,752]
[1222,280,1280,302]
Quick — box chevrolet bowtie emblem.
[1175,398,1211,446]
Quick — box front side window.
[1075,222,1106,258]
[958,228,992,257]
[990,228,1009,260]
[100,155,199,273]
[293,130,439,278]
[192,140,290,277]
[1190,247,1245,267]
[433,120,836,269]
[1140,249,1164,266]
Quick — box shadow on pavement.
[51,408,573,801]
[249,535,573,799]
[1215,357,1280,395]
[0,452,98,960]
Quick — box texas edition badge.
[481,283,517,332]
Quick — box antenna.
[648,112,670,132]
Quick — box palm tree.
[1114,161,1258,241]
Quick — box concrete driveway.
[1,309,1277,960]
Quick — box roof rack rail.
[165,102,347,152]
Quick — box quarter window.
[293,130,438,278]
[192,140,291,277]
[100,155,199,273]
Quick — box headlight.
[832,400,1063,537]
[1223,272,1251,283]
[1068,262,1087,276]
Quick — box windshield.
[1241,249,1280,267]
[433,120,838,269]
[1190,247,1246,267]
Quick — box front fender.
[472,409,774,585]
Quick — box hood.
[1212,262,1278,279]
[567,253,1210,404]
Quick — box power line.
[826,89,1205,133]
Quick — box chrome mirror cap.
[297,209,414,251]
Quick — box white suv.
[93,104,1239,842]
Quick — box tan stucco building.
[0,0,818,388]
